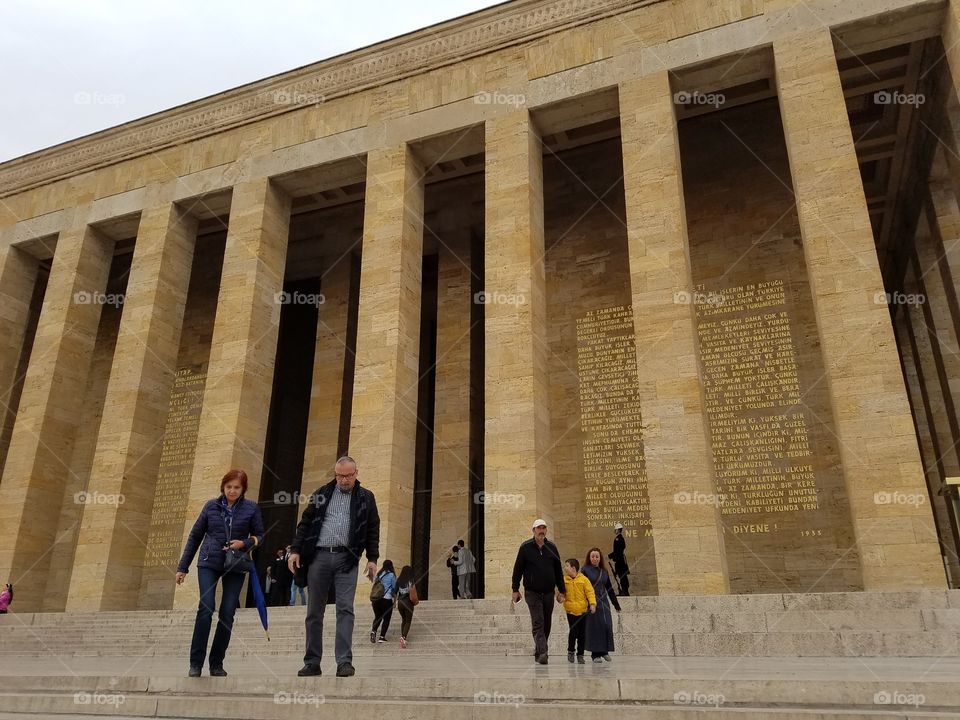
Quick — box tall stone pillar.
[301,253,352,493]
[0,208,114,609]
[429,238,473,597]
[619,71,727,595]
[774,28,943,588]
[68,200,198,610]
[348,145,424,564]
[173,179,290,608]
[0,242,40,478]
[484,110,552,592]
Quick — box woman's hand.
[225,540,245,551]
[175,572,186,585]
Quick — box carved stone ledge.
[0,0,662,199]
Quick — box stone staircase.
[1,590,959,717]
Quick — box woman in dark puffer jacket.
[176,469,264,678]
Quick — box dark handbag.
[224,548,253,574]
[220,506,252,574]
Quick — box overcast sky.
[0,0,504,162]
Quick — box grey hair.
[335,455,357,469]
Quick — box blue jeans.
[290,584,307,606]
[189,567,245,669]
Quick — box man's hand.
[365,561,377,582]
[175,572,186,586]
[557,593,566,604]
[288,552,301,574]
[512,591,521,604]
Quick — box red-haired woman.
[176,469,264,677]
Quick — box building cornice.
[0,0,662,199]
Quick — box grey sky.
[0,0,504,163]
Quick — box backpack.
[370,571,386,601]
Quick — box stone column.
[619,71,727,595]
[301,254,352,494]
[0,242,40,477]
[0,208,114,609]
[774,28,943,588]
[941,0,960,209]
[429,238,473,597]
[68,200,198,611]
[484,110,552,591]
[348,145,424,563]
[173,179,290,609]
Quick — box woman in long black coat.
[582,547,621,662]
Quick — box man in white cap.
[511,519,566,664]
[609,522,630,596]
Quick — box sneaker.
[297,663,321,677]
[602,654,612,662]
[188,666,201,677]
[399,636,407,649]
[369,631,376,644]
[577,655,585,664]
[209,667,227,677]
[336,663,355,677]
[567,652,574,663]
[592,657,603,663]
[377,637,387,643]
[536,654,548,665]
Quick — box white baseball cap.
[532,518,547,529]
[614,522,624,530]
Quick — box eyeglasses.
[335,472,356,480]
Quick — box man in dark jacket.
[610,522,630,596]
[512,519,565,665]
[288,456,379,678]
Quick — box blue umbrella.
[249,563,270,641]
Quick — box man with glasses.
[288,456,380,677]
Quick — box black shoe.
[209,667,227,677]
[336,663,355,677]
[567,652,574,663]
[297,663,321,677]
[370,631,376,644]
[577,655,585,664]
[536,654,548,665]
[188,666,201,677]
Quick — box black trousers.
[371,598,394,637]
[524,590,554,657]
[397,596,414,638]
[450,570,459,598]
[566,612,587,655]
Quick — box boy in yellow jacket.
[562,558,596,663]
